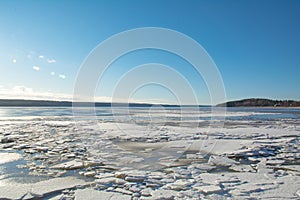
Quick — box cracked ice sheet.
[0,177,91,199]
[74,188,131,200]
[199,172,300,199]
[0,152,21,164]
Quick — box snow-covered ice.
[0,107,299,199]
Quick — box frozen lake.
[0,107,299,199]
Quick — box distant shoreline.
[0,98,299,107]
[0,99,181,107]
[217,98,300,107]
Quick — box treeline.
[0,99,72,107]
[1,98,299,107]
[217,98,300,107]
[0,99,180,107]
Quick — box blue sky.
[0,0,299,105]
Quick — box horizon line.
[0,98,299,107]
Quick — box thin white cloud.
[50,72,55,75]
[0,85,72,101]
[59,74,66,79]
[0,86,174,104]
[47,59,56,63]
[39,55,44,59]
[12,59,17,63]
[33,66,40,71]
[13,86,33,93]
